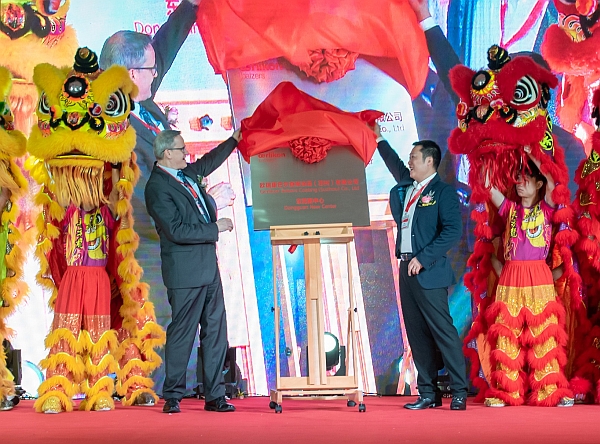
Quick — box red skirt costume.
[39,206,118,411]
[486,200,571,406]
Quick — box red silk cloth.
[237,82,383,164]
[196,0,429,99]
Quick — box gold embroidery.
[529,315,558,339]
[496,336,521,361]
[52,313,82,336]
[495,284,557,317]
[83,315,111,343]
[582,149,600,179]
[535,384,558,401]
[534,360,560,382]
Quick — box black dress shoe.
[450,396,467,410]
[404,396,442,410]
[162,398,181,413]
[204,396,236,412]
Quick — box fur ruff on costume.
[0,66,30,403]
[541,0,600,151]
[26,48,165,412]
[448,45,582,405]
[571,87,600,402]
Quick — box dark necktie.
[177,170,209,222]
[138,104,160,134]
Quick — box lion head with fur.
[27,47,137,211]
[0,0,78,132]
[541,0,600,142]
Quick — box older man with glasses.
[145,129,241,414]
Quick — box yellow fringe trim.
[121,388,158,406]
[44,328,79,352]
[78,329,118,357]
[80,375,114,399]
[0,376,15,399]
[34,391,74,413]
[39,352,86,382]
[116,375,154,397]
[116,358,159,381]
[84,353,117,377]
[37,375,80,398]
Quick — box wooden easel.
[269,223,365,413]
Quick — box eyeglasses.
[134,65,157,76]
[168,146,187,152]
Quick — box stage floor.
[7,395,600,443]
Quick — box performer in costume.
[569,87,600,402]
[484,149,573,407]
[0,67,29,411]
[541,0,600,153]
[449,45,583,406]
[27,48,164,413]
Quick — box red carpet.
[6,396,600,444]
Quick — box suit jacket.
[378,140,462,289]
[144,137,238,289]
[132,0,198,180]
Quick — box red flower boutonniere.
[419,190,436,207]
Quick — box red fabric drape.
[237,82,382,164]
[196,0,429,99]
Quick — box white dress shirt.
[400,172,437,253]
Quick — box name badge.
[401,213,409,229]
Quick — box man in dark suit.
[372,123,468,410]
[145,129,240,414]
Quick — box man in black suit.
[145,129,240,414]
[372,123,468,410]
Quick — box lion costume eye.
[471,71,491,91]
[38,92,51,116]
[105,90,128,118]
[511,76,539,107]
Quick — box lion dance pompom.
[449,45,583,406]
[27,48,165,413]
[0,67,29,411]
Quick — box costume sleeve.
[415,183,462,268]
[151,0,198,95]
[376,140,411,184]
[540,199,556,221]
[183,137,237,178]
[425,25,461,105]
[497,198,513,222]
[145,181,219,245]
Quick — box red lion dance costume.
[570,87,600,402]
[27,48,165,413]
[0,67,29,411]
[541,0,600,152]
[450,45,582,406]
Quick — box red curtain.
[196,0,429,99]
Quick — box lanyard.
[132,113,161,134]
[158,166,209,221]
[404,185,427,214]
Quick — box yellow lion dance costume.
[27,47,165,413]
[0,67,29,411]
[0,0,78,133]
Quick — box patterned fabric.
[499,200,555,261]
